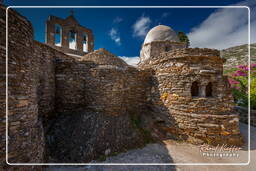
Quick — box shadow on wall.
[43,69,178,167]
[42,64,161,163]
[140,71,188,142]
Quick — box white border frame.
[5,5,251,166]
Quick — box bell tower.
[45,10,94,56]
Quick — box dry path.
[46,123,255,171]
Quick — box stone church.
[0,6,243,170]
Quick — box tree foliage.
[177,31,190,47]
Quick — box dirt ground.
[46,122,255,171]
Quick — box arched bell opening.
[54,24,62,46]
[69,30,77,50]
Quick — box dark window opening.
[165,46,171,52]
[206,82,213,97]
[191,81,199,97]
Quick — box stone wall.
[140,40,186,62]
[0,5,44,170]
[79,48,151,116]
[0,7,152,164]
[139,48,243,146]
[45,49,152,162]
[55,55,93,113]
[33,41,56,119]
[34,40,93,116]
[0,4,7,168]
[33,39,150,163]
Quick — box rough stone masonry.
[0,5,243,170]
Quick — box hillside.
[221,43,256,72]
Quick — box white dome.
[143,25,180,44]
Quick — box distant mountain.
[221,43,256,72]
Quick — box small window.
[165,46,171,52]
[54,24,62,46]
[69,30,77,50]
[206,82,213,97]
[191,81,199,97]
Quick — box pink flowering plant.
[228,64,256,109]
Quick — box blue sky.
[4,0,256,61]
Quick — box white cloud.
[188,0,256,49]
[109,28,121,46]
[113,16,123,23]
[119,56,140,66]
[132,15,151,38]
